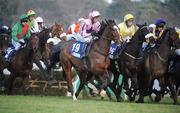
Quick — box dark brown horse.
[136,28,180,104]
[108,25,148,102]
[6,35,39,94]
[59,20,120,100]
[168,52,180,104]
[0,34,11,55]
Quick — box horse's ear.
[136,24,141,28]
[144,22,147,26]
[55,22,58,26]
[105,19,110,25]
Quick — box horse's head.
[133,24,149,43]
[50,23,66,41]
[103,20,120,43]
[0,34,11,54]
[160,28,180,48]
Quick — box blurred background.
[0,0,179,30]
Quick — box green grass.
[0,95,179,113]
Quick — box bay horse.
[32,23,66,79]
[108,25,148,102]
[60,20,120,100]
[5,35,39,94]
[136,28,180,104]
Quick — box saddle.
[71,40,94,59]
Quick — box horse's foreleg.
[155,78,165,102]
[34,60,48,79]
[99,71,110,99]
[6,74,15,95]
[75,71,87,98]
[136,73,145,103]
[169,77,179,104]
[62,63,74,100]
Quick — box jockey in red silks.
[5,14,30,62]
[66,18,85,41]
[78,10,101,43]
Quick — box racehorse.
[136,28,180,104]
[33,23,66,79]
[5,34,39,94]
[168,53,180,104]
[108,24,148,102]
[59,20,120,100]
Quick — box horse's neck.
[23,46,34,61]
[157,30,171,54]
[126,41,142,56]
[94,36,111,55]
[156,40,170,57]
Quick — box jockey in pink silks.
[78,10,101,43]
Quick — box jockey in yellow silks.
[118,14,137,42]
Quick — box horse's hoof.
[100,90,106,98]
[73,95,77,101]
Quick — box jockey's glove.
[91,31,97,37]
[93,36,99,40]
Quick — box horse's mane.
[130,24,147,45]
[97,21,107,37]
[97,20,116,37]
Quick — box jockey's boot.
[5,49,16,63]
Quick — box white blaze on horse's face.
[113,25,120,34]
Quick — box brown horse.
[6,35,39,94]
[32,23,66,79]
[136,28,180,104]
[59,20,120,100]
[44,23,66,66]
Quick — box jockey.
[36,16,45,32]
[67,18,84,35]
[78,10,101,43]
[154,18,166,39]
[5,14,30,62]
[66,18,85,40]
[118,13,137,42]
[113,14,137,57]
[139,33,156,59]
[27,10,40,33]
